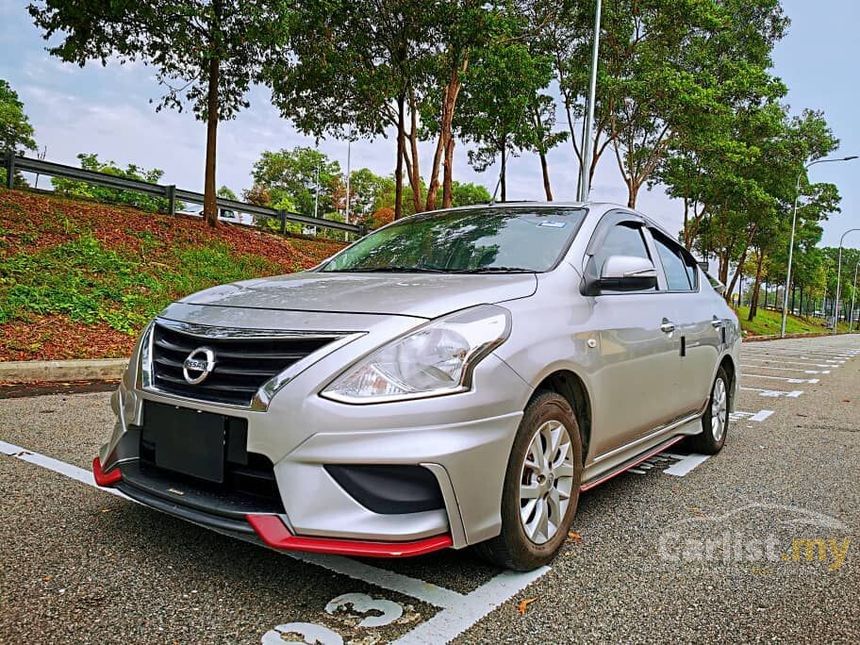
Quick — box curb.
[0,358,127,384]
[743,331,859,343]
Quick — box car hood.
[180,271,538,319]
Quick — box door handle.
[711,316,723,329]
[660,318,676,334]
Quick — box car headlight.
[321,304,511,403]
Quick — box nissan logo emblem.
[183,347,216,384]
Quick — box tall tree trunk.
[203,56,220,228]
[442,135,455,208]
[539,151,553,201]
[427,67,463,211]
[500,144,507,202]
[403,99,423,213]
[394,93,405,220]
[748,250,765,321]
[626,178,638,208]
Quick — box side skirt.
[579,435,685,492]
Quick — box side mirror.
[597,255,658,292]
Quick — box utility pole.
[834,228,860,334]
[849,261,859,332]
[577,0,602,203]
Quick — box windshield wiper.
[325,266,448,273]
[451,266,534,274]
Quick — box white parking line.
[661,453,710,477]
[393,568,550,644]
[730,410,774,423]
[743,374,819,384]
[741,358,839,368]
[740,387,804,398]
[0,440,125,498]
[740,364,828,374]
[0,439,550,644]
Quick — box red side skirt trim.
[92,456,123,487]
[580,435,684,492]
[246,513,453,558]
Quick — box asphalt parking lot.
[1,335,858,644]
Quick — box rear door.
[648,229,719,415]
[583,213,683,456]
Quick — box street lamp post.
[781,155,858,337]
[849,261,860,332]
[834,228,860,334]
[577,0,602,202]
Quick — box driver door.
[583,215,682,458]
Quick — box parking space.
[1,335,858,643]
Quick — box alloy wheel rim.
[519,419,575,545]
[711,377,728,442]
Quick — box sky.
[0,0,858,248]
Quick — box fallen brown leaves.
[0,314,135,362]
[517,598,537,615]
[0,189,345,269]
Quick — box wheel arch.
[717,353,737,412]
[531,369,592,463]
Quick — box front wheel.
[687,366,730,455]
[477,391,583,571]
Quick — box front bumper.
[99,335,528,555]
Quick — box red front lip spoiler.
[91,456,451,557]
[246,513,453,558]
[92,457,122,487]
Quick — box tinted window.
[592,223,651,274]
[321,207,586,273]
[654,235,693,291]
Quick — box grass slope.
[0,188,345,361]
[735,305,850,337]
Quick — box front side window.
[592,223,652,272]
[653,234,694,291]
[321,207,587,274]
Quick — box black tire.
[687,366,730,455]
[477,391,583,571]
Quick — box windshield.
[321,207,587,274]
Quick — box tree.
[52,153,173,212]
[265,0,435,220]
[456,16,555,202]
[0,79,37,187]
[29,0,287,226]
[250,147,342,218]
[548,0,787,207]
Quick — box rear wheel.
[687,366,730,455]
[477,391,583,571]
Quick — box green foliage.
[0,78,37,188]
[29,0,290,224]
[250,147,342,218]
[0,234,280,333]
[51,153,174,212]
[456,11,556,200]
[0,79,36,155]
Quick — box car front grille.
[151,322,337,406]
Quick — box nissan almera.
[94,203,739,570]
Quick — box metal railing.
[4,152,363,235]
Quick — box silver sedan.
[94,203,739,570]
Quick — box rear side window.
[653,233,696,291]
